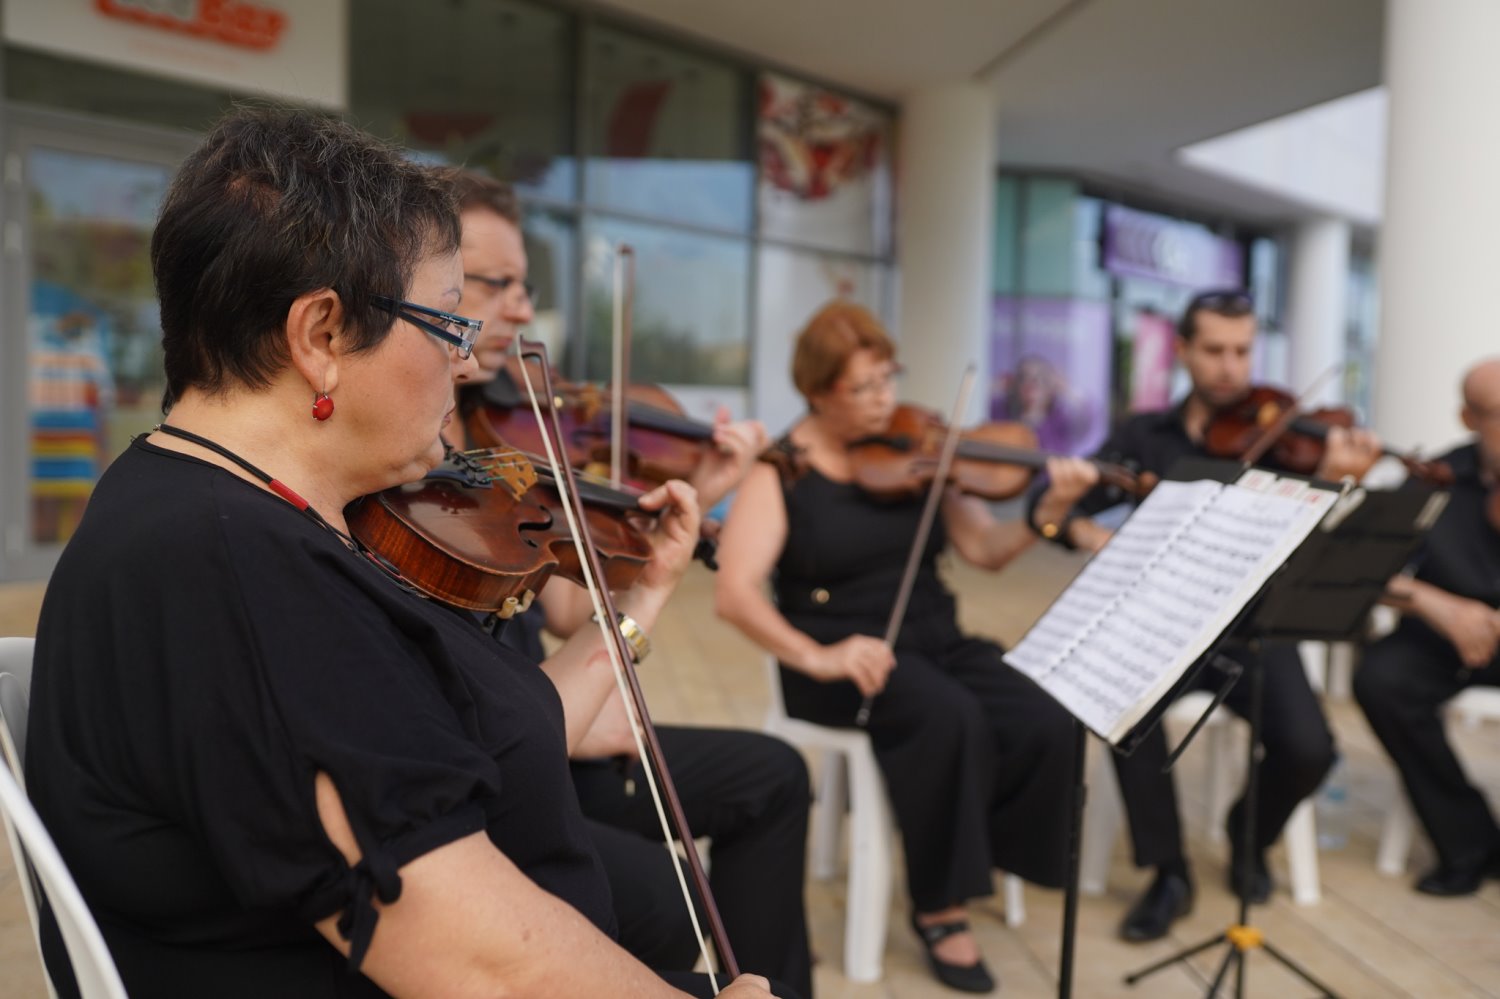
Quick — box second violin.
[847,403,1143,501]
[465,355,719,488]
[1203,384,1453,485]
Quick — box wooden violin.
[1203,384,1454,485]
[847,403,1144,501]
[464,355,720,488]
[345,446,654,616]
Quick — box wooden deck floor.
[3,543,1499,997]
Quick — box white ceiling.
[589,0,1387,227]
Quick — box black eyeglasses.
[1188,290,1254,315]
[372,296,483,360]
[464,272,538,305]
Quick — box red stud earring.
[312,392,334,421]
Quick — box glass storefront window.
[1019,178,1079,296]
[757,72,892,256]
[992,175,1020,295]
[580,217,750,386]
[518,207,577,372]
[582,26,752,232]
[24,146,173,545]
[350,0,576,202]
[4,48,240,132]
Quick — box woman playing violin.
[715,301,1094,994]
[26,108,773,999]
[436,167,813,998]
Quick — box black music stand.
[1119,477,1449,998]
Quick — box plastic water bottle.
[1316,754,1349,850]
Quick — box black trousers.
[1354,620,1500,869]
[1112,640,1336,868]
[573,726,813,999]
[781,612,1077,910]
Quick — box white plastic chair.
[1080,690,1321,905]
[0,636,127,998]
[1376,686,1500,876]
[0,636,35,779]
[760,655,1024,983]
[0,636,57,999]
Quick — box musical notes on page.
[1005,480,1220,681]
[1006,475,1338,742]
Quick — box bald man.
[1355,358,1500,896]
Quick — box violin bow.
[513,336,738,988]
[855,365,976,728]
[1239,363,1345,469]
[609,245,635,490]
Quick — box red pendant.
[312,393,334,421]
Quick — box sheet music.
[1007,474,1338,742]
[1005,480,1221,680]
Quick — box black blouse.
[773,457,956,625]
[27,439,614,998]
[1409,442,1500,606]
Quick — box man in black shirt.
[1355,358,1500,897]
[1029,289,1384,942]
[437,168,814,997]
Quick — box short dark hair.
[152,105,461,404]
[436,167,522,226]
[1177,288,1254,340]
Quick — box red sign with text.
[95,0,287,51]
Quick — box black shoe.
[1119,871,1194,942]
[1225,805,1272,905]
[910,913,996,993]
[1415,851,1500,897]
[1227,848,1272,905]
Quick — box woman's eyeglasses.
[840,364,904,399]
[373,296,483,359]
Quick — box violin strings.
[513,345,722,991]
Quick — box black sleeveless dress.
[773,456,1076,903]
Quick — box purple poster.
[989,296,1111,457]
[1102,204,1243,289]
[1130,309,1177,412]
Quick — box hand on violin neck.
[1314,425,1384,482]
[689,408,769,509]
[1040,457,1100,508]
[633,478,703,599]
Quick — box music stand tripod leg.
[1124,642,1343,998]
[1122,932,1229,986]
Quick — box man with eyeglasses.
[1355,357,1500,898]
[1028,289,1385,942]
[433,167,814,999]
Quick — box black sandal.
[910,913,997,993]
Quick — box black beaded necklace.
[152,423,418,592]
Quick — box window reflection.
[26,148,171,544]
[350,0,576,202]
[519,208,576,369]
[580,218,750,386]
[583,26,753,232]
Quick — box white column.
[896,84,996,423]
[1375,0,1500,452]
[1285,217,1350,407]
